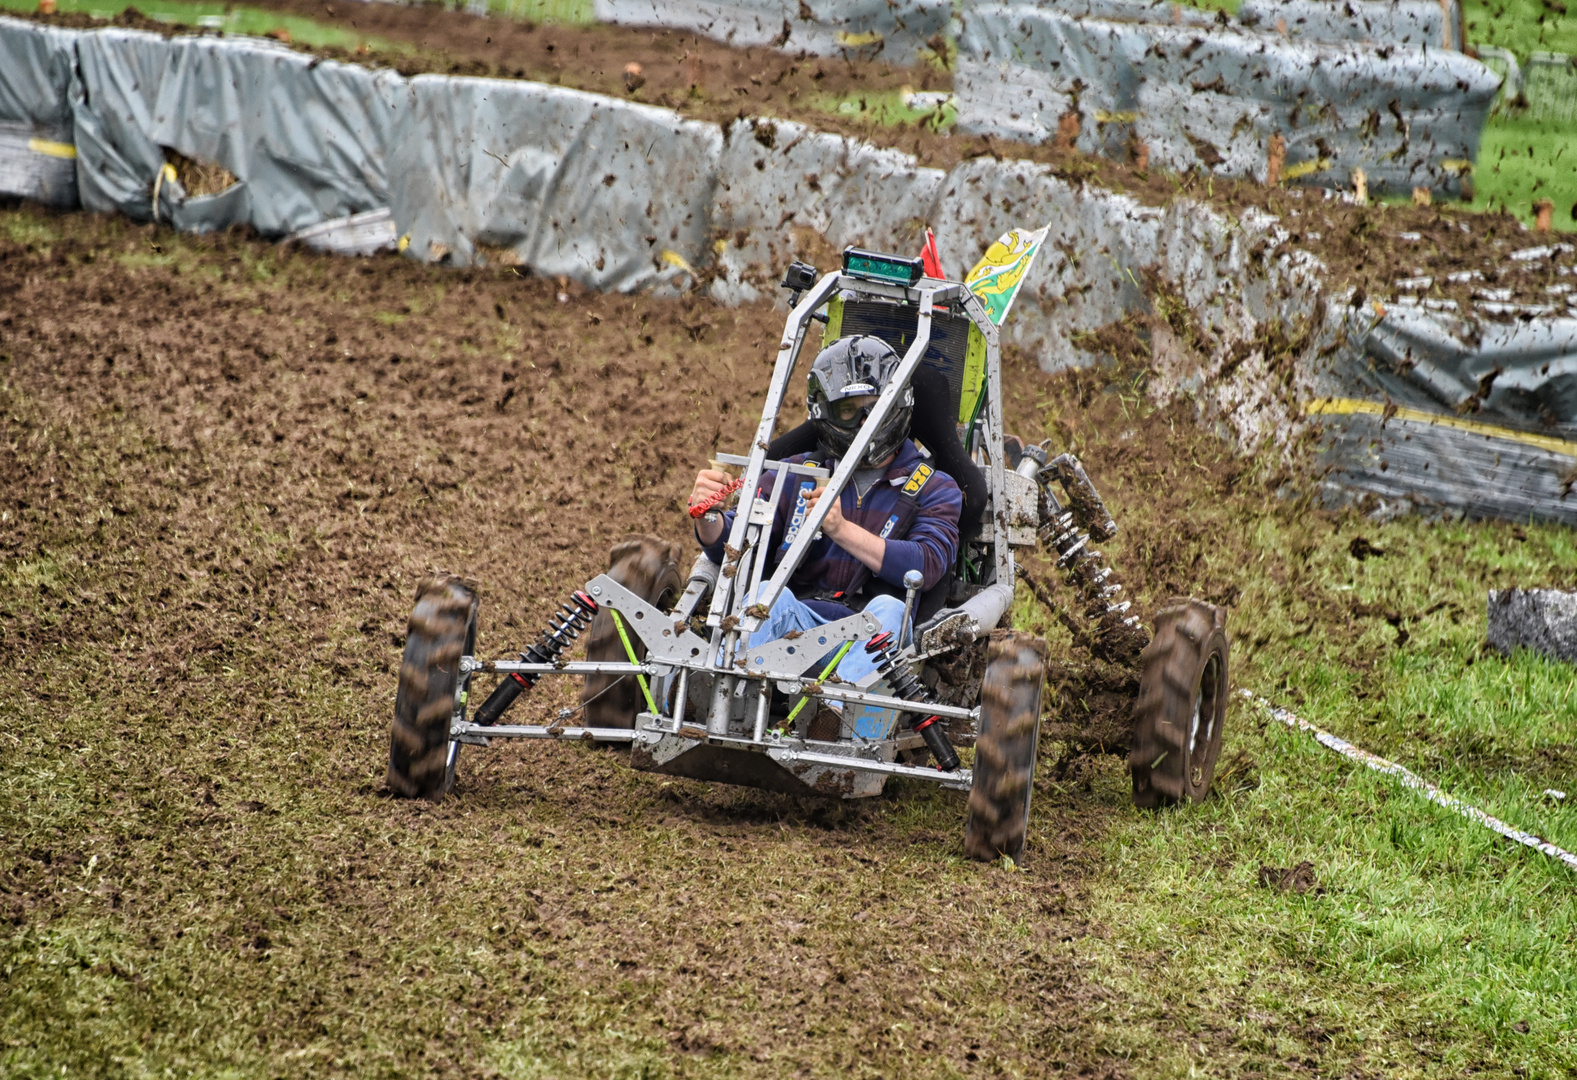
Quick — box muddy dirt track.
[0,205,1276,1076]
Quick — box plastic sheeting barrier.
[1302,291,1577,525]
[0,19,78,205]
[1236,0,1459,48]
[955,5,1498,195]
[69,28,403,235]
[1525,53,1577,126]
[591,0,952,65]
[710,117,945,304]
[0,17,720,292]
[388,76,721,293]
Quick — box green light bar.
[842,247,924,286]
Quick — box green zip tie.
[783,639,855,729]
[608,609,659,716]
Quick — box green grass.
[811,88,958,131]
[483,0,594,23]
[998,369,1577,1075]
[1466,0,1577,58]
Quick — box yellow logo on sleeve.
[902,463,934,496]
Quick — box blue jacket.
[701,440,963,619]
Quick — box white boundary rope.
[1242,690,1577,874]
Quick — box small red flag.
[919,228,943,279]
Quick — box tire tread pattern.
[1129,599,1229,808]
[964,631,1049,865]
[388,575,476,800]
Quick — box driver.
[688,335,962,685]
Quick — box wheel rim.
[1188,653,1222,786]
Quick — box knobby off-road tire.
[964,632,1049,865]
[388,576,477,800]
[1129,600,1229,808]
[581,536,682,729]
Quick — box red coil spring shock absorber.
[863,631,961,772]
[687,477,745,519]
[473,590,598,727]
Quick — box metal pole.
[749,284,942,630]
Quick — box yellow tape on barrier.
[1304,396,1577,459]
[28,138,76,159]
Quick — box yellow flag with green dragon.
[964,225,1050,325]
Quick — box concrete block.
[1488,589,1577,663]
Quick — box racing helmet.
[806,335,913,467]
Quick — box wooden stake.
[1535,199,1555,232]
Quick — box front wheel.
[580,536,682,729]
[388,576,477,800]
[1129,600,1229,808]
[964,632,1049,865]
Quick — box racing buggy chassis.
[389,249,1231,863]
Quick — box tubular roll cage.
[448,267,1009,793]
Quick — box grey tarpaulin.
[1311,400,1577,525]
[1236,0,1459,49]
[1303,300,1577,524]
[995,0,1217,28]
[955,5,1498,195]
[385,76,720,291]
[1319,302,1577,438]
[591,0,952,65]
[710,117,945,304]
[0,17,78,206]
[69,28,402,234]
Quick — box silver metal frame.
[449,270,1011,795]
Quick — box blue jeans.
[747,588,908,684]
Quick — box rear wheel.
[581,536,682,729]
[964,632,1048,865]
[388,576,476,800]
[1129,600,1229,808]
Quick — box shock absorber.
[473,590,599,726]
[863,632,961,772]
[1034,453,1140,631]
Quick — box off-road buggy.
[388,248,1231,863]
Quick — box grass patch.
[1472,111,1577,230]
[1466,0,1577,58]
[810,88,957,130]
[483,0,594,24]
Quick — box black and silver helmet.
[806,335,913,467]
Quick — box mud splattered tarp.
[591,0,952,65]
[1327,303,1577,435]
[710,116,945,304]
[0,19,78,206]
[0,17,720,291]
[1305,297,1577,525]
[388,76,721,292]
[955,5,1498,195]
[1004,0,1218,27]
[69,29,402,235]
[1236,0,1460,48]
